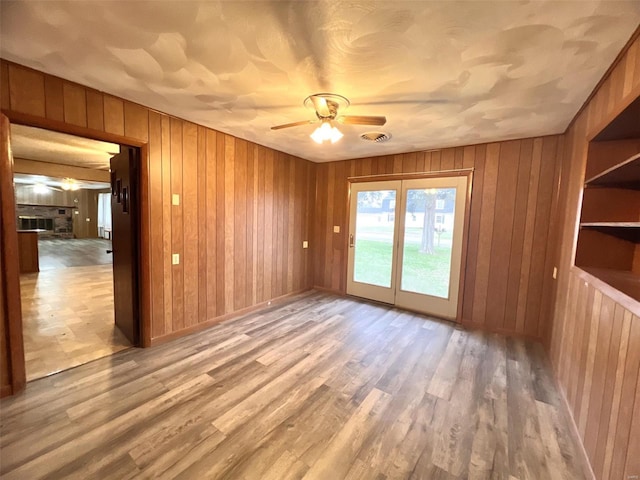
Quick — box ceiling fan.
[271,93,386,144]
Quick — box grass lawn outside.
[354,237,452,298]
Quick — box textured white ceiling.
[11,124,119,170]
[1,1,639,163]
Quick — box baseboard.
[550,362,597,480]
[149,287,314,347]
[312,285,344,295]
[461,319,543,341]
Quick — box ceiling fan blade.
[271,120,314,130]
[338,115,387,126]
[311,95,331,117]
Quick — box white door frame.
[346,171,472,321]
[346,180,402,304]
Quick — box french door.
[346,175,468,320]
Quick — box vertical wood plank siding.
[548,31,640,480]
[0,60,315,349]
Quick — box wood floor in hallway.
[0,292,588,479]
[20,263,130,381]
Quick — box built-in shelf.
[579,223,640,243]
[580,222,640,227]
[584,152,640,189]
[581,267,640,303]
[575,93,639,303]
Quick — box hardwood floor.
[38,238,113,270]
[0,292,588,479]
[20,264,131,381]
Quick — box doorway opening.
[11,124,140,381]
[346,174,470,320]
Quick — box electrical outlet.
[333,225,340,233]
[172,253,180,265]
[172,194,180,206]
[85,218,90,222]
[303,241,308,248]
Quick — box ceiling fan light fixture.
[310,120,343,144]
[61,178,79,191]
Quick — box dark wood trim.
[0,113,26,394]
[138,143,152,348]
[1,109,147,147]
[5,111,151,349]
[551,363,598,480]
[2,112,152,365]
[149,287,314,347]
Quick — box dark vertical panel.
[44,77,64,122]
[0,62,10,111]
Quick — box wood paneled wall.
[0,60,315,350]
[313,136,563,338]
[548,31,640,480]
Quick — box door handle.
[106,250,113,254]
[349,233,354,248]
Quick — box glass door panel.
[353,189,397,288]
[400,187,456,298]
[395,176,468,319]
[346,175,468,320]
[346,181,401,304]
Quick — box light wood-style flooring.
[0,292,588,479]
[20,264,130,381]
[38,238,113,270]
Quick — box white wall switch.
[172,194,180,206]
[553,267,558,279]
[85,218,90,222]
[303,241,308,248]
[172,253,180,265]
[333,225,340,233]
[74,211,79,215]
